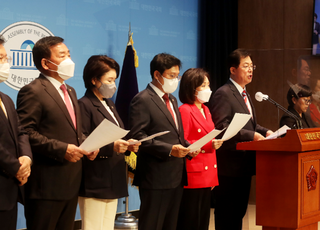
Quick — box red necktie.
[242,90,251,114]
[163,94,176,123]
[60,84,76,129]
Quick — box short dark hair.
[297,56,309,71]
[227,48,251,70]
[150,53,181,79]
[83,55,120,89]
[287,84,312,106]
[315,13,318,19]
[0,35,5,46]
[32,36,64,72]
[179,68,210,104]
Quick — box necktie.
[0,97,7,118]
[60,84,76,128]
[242,90,251,114]
[162,94,176,123]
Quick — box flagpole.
[114,22,139,230]
[114,162,138,229]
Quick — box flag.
[115,35,139,130]
[115,34,139,174]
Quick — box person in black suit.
[209,49,273,230]
[16,36,98,230]
[313,13,320,55]
[280,84,316,129]
[78,55,140,230]
[0,35,32,230]
[128,53,199,230]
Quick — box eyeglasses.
[0,56,12,64]
[302,67,311,73]
[303,98,311,105]
[164,74,181,81]
[241,65,256,71]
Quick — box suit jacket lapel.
[228,81,249,113]
[39,75,76,131]
[67,85,82,134]
[169,94,183,134]
[190,104,214,133]
[85,90,124,128]
[0,94,16,143]
[228,80,255,125]
[147,85,178,133]
[106,100,125,128]
[246,92,257,125]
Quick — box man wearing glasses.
[209,49,273,230]
[0,35,32,230]
[128,53,199,230]
[295,56,311,86]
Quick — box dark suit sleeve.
[212,88,256,141]
[129,94,173,160]
[17,84,67,162]
[0,138,20,177]
[17,118,33,161]
[0,96,32,177]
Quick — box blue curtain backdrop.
[0,0,199,229]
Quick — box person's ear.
[91,78,97,86]
[292,68,297,77]
[154,70,161,81]
[41,58,50,70]
[230,67,236,75]
[292,97,297,105]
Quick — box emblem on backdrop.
[0,21,54,90]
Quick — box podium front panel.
[301,152,320,220]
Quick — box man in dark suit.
[16,36,98,230]
[0,35,32,230]
[210,49,273,230]
[128,53,199,230]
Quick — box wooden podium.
[237,128,320,230]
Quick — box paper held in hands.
[188,113,251,152]
[220,113,251,141]
[188,128,225,152]
[128,131,170,145]
[80,119,129,152]
[266,125,290,139]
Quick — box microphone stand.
[264,96,302,129]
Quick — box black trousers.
[25,195,78,230]
[138,185,183,230]
[0,203,17,230]
[213,175,252,230]
[176,187,211,230]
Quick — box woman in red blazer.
[176,68,223,230]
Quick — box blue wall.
[0,0,199,229]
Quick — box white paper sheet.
[80,119,129,152]
[188,128,224,152]
[219,113,251,141]
[128,131,170,145]
[266,125,290,140]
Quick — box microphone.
[255,92,269,102]
[255,92,302,129]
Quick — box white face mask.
[157,76,179,94]
[47,58,75,80]
[0,63,10,83]
[196,88,212,103]
[98,82,117,99]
